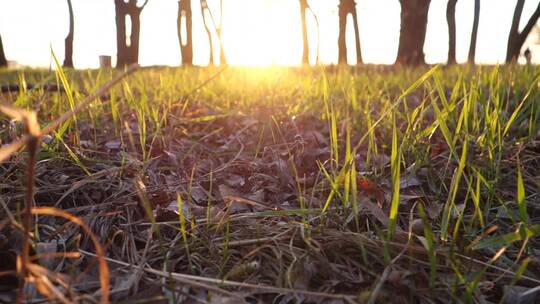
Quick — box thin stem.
[18,136,38,303]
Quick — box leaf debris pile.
[0,66,539,303]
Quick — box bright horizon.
[0,0,539,68]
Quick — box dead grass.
[0,65,539,303]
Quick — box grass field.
[0,64,539,303]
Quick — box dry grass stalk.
[0,64,139,303]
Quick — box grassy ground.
[0,64,539,303]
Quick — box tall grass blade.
[387,114,400,239]
[51,48,77,139]
[516,161,528,223]
[440,140,468,241]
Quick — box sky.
[0,0,539,68]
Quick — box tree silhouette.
[299,0,309,65]
[217,0,226,65]
[202,0,228,65]
[468,0,480,64]
[178,0,193,65]
[337,0,362,65]
[299,0,320,65]
[506,0,540,63]
[446,0,457,65]
[396,0,431,65]
[199,0,227,65]
[114,0,149,67]
[200,0,214,65]
[63,0,74,68]
[310,6,320,64]
[0,34,6,67]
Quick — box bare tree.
[200,0,227,65]
[299,0,320,65]
[200,0,214,65]
[114,0,149,67]
[63,0,74,68]
[178,0,193,65]
[308,5,320,64]
[337,0,362,65]
[446,0,457,65]
[300,0,309,65]
[506,0,540,63]
[396,0,431,66]
[216,0,226,65]
[468,0,479,63]
[0,34,6,67]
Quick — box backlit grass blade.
[54,132,91,176]
[319,160,339,213]
[440,140,468,241]
[398,65,440,100]
[51,47,77,139]
[348,65,439,167]
[471,169,485,228]
[177,192,189,244]
[516,161,528,223]
[343,123,352,207]
[350,157,359,228]
[503,73,540,137]
[472,224,540,250]
[431,98,454,152]
[387,114,401,239]
[176,192,193,271]
[324,98,339,165]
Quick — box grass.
[0,64,539,303]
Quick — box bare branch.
[518,2,540,42]
[140,0,150,9]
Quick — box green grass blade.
[440,140,468,241]
[387,114,401,239]
[472,225,540,250]
[516,161,528,223]
[51,47,77,139]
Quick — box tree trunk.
[178,0,193,65]
[115,0,127,67]
[129,9,141,65]
[396,0,431,66]
[506,0,525,63]
[446,0,457,65]
[338,0,362,65]
[506,0,540,63]
[337,0,347,64]
[350,2,362,64]
[63,0,74,68]
[218,0,227,65]
[115,0,146,67]
[467,0,479,63]
[0,34,6,67]
[199,0,226,65]
[299,0,309,65]
[307,6,320,64]
[200,1,214,65]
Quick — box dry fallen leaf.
[357,177,385,206]
[104,139,121,150]
[400,175,422,189]
[154,200,191,222]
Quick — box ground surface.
[0,65,539,303]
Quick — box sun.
[219,0,303,66]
